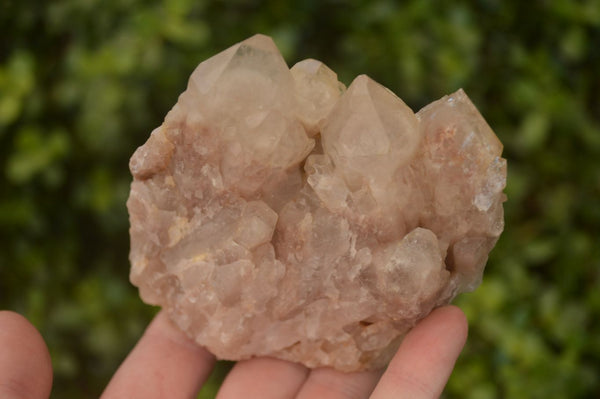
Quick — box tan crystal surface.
[127,34,507,372]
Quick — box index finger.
[101,310,215,399]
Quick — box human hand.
[0,306,467,399]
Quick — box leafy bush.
[1,0,599,397]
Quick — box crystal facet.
[127,34,507,371]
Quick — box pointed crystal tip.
[240,33,280,53]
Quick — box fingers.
[101,311,215,399]
[295,367,381,399]
[370,305,468,399]
[0,311,53,399]
[100,306,465,399]
[216,357,309,399]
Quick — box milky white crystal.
[127,34,507,371]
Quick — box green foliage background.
[1,0,599,397]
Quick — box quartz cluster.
[127,34,507,371]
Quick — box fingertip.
[295,366,381,399]
[435,305,469,344]
[101,310,216,399]
[405,305,469,367]
[369,305,469,399]
[217,357,309,399]
[0,311,53,399]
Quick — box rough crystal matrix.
[127,34,507,371]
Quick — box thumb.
[0,311,53,399]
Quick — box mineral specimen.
[127,34,507,372]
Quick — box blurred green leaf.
[5,127,69,184]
